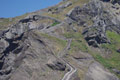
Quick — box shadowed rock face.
[47,58,66,71]
[111,0,120,4]
[0,15,66,80]
[101,0,110,2]
[0,30,67,80]
[101,0,120,4]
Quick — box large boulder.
[47,58,66,71]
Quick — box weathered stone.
[47,58,66,71]
[117,49,120,53]
[67,0,120,47]
[112,68,120,74]
[0,39,9,53]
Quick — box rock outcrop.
[0,15,65,80]
[47,58,66,71]
[101,0,120,4]
[67,0,120,47]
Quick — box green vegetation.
[39,32,67,47]
[93,54,112,68]
[102,31,120,55]
[0,18,10,29]
[64,30,119,70]
[64,32,89,53]
[70,40,88,53]
[64,32,83,39]
[35,31,67,54]
[101,31,120,69]
[51,21,60,26]
[106,30,120,46]
[66,30,120,78]
[92,52,120,78]
[90,30,120,78]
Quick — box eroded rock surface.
[67,0,120,47]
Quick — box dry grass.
[34,31,67,54]
[42,0,90,20]
[0,13,29,30]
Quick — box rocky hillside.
[0,0,120,80]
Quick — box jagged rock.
[0,29,67,80]
[5,30,14,39]
[65,1,72,8]
[101,0,120,4]
[0,30,4,38]
[82,25,108,47]
[101,0,111,2]
[0,66,12,75]
[112,69,120,74]
[58,1,72,9]
[111,0,120,4]
[117,49,120,53]
[49,1,72,14]
[64,18,74,25]
[67,0,120,47]
[47,58,66,71]
[19,15,42,23]
[0,39,9,53]
[4,15,61,40]
[67,6,87,26]
[68,0,104,18]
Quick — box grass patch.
[106,30,120,45]
[92,52,120,78]
[100,31,120,69]
[64,32,83,39]
[35,31,67,54]
[0,13,29,29]
[63,30,120,78]
[63,32,88,53]
[39,32,67,47]
[93,54,113,68]
[70,40,88,53]
[101,31,120,55]
[89,30,120,78]
[43,0,90,20]
[51,21,60,26]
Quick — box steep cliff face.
[0,0,120,80]
[0,15,67,80]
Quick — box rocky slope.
[0,0,120,80]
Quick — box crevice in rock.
[0,61,4,70]
[3,42,19,56]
